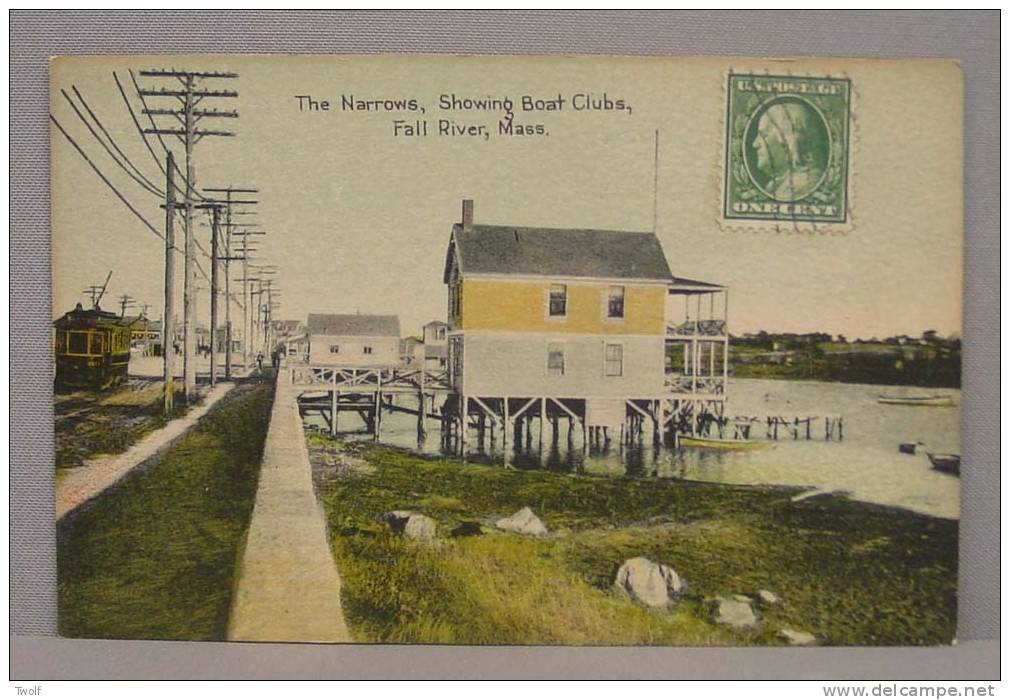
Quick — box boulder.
[715,597,759,629]
[494,507,548,536]
[757,589,780,606]
[379,510,437,541]
[378,510,414,530]
[403,514,437,542]
[781,628,817,646]
[614,557,685,608]
[732,594,753,603]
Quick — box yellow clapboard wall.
[459,278,666,335]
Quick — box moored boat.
[926,453,960,476]
[679,435,774,451]
[878,395,956,407]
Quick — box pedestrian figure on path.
[257,352,264,373]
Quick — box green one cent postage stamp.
[724,73,851,225]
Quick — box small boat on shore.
[926,453,960,476]
[878,395,956,408]
[679,435,774,451]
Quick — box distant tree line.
[729,331,961,388]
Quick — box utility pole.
[163,151,176,414]
[204,187,258,380]
[118,294,135,318]
[231,225,266,372]
[140,68,238,401]
[209,205,220,387]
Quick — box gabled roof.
[307,313,400,337]
[444,223,674,283]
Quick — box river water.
[305,378,961,520]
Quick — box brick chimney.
[461,199,474,231]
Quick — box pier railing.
[289,363,452,392]
[664,373,726,395]
[665,319,728,338]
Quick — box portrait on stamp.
[725,74,850,224]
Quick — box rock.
[733,594,752,603]
[379,510,437,541]
[450,521,485,538]
[494,507,548,536]
[757,589,780,606]
[781,628,817,646]
[403,514,437,541]
[614,557,685,608]
[378,510,414,530]
[715,597,759,629]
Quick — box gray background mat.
[10,9,999,679]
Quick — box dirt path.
[55,382,237,521]
[227,369,351,642]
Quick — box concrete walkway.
[56,382,237,521]
[228,370,352,642]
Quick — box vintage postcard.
[50,54,962,646]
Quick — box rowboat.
[678,435,774,451]
[878,395,956,408]
[926,453,960,476]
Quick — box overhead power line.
[60,88,163,198]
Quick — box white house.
[422,320,448,371]
[307,313,401,367]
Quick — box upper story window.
[547,343,566,376]
[607,286,625,319]
[437,327,446,340]
[549,284,567,317]
[329,345,340,354]
[363,346,373,355]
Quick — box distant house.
[400,336,424,366]
[307,313,401,367]
[273,319,305,338]
[422,320,448,371]
[126,315,162,355]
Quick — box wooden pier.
[291,362,843,454]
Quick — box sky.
[51,55,963,340]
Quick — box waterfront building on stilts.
[442,199,729,454]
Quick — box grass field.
[309,437,958,646]
[57,380,273,640]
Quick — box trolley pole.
[163,151,176,414]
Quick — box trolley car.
[53,303,133,390]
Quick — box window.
[605,343,623,376]
[329,345,340,354]
[548,284,567,317]
[547,343,566,376]
[607,286,625,318]
[363,346,373,355]
[448,281,462,321]
[437,328,446,340]
[68,331,89,355]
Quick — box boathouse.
[442,199,729,446]
[306,313,401,367]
